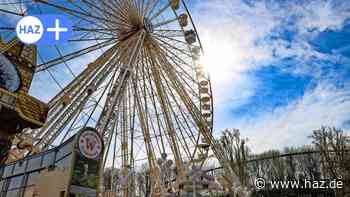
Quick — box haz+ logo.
[16,16,44,44]
[16,15,72,45]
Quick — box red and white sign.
[78,129,103,159]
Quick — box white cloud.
[234,83,350,153]
[191,0,350,151]
[294,0,350,33]
[192,0,284,126]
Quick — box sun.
[199,33,241,84]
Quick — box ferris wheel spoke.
[82,65,121,131]
[154,36,192,57]
[0,0,27,15]
[0,0,28,6]
[83,0,133,29]
[152,17,181,29]
[66,0,94,17]
[54,45,77,78]
[161,84,193,161]
[59,108,94,144]
[0,8,24,16]
[73,27,118,36]
[34,0,116,25]
[96,31,146,136]
[158,70,199,146]
[154,45,205,131]
[141,60,170,158]
[153,29,184,38]
[105,1,130,24]
[149,1,170,21]
[141,64,194,163]
[142,58,169,155]
[36,49,121,142]
[153,32,189,46]
[158,69,203,161]
[155,61,200,147]
[68,37,115,42]
[147,48,187,179]
[155,45,232,174]
[48,58,102,108]
[132,73,163,192]
[158,49,200,97]
[36,39,116,72]
[132,76,157,168]
[137,58,166,156]
[142,0,158,17]
[0,27,14,32]
[102,111,120,169]
[35,62,116,149]
[155,39,193,69]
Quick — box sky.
[1,0,350,154]
[190,0,350,152]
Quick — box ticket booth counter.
[0,127,103,197]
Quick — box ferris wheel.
[0,0,229,195]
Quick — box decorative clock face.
[0,54,21,92]
[78,128,103,160]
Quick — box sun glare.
[199,35,240,84]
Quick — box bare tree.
[310,126,350,179]
[295,146,321,180]
[310,126,350,196]
[219,128,250,196]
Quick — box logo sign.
[16,16,44,44]
[77,128,103,160]
[16,15,72,45]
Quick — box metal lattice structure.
[0,0,231,195]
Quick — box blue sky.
[190,0,350,152]
[1,0,350,153]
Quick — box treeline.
[214,126,350,197]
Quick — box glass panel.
[0,180,4,192]
[27,156,42,172]
[42,151,55,168]
[56,142,73,160]
[6,189,20,197]
[13,160,27,175]
[56,154,72,170]
[8,176,23,190]
[26,172,39,187]
[0,166,4,177]
[3,165,14,178]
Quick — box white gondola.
[178,14,188,27]
[184,30,197,44]
[201,104,211,111]
[199,80,209,86]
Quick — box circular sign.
[77,128,103,159]
[16,16,44,44]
